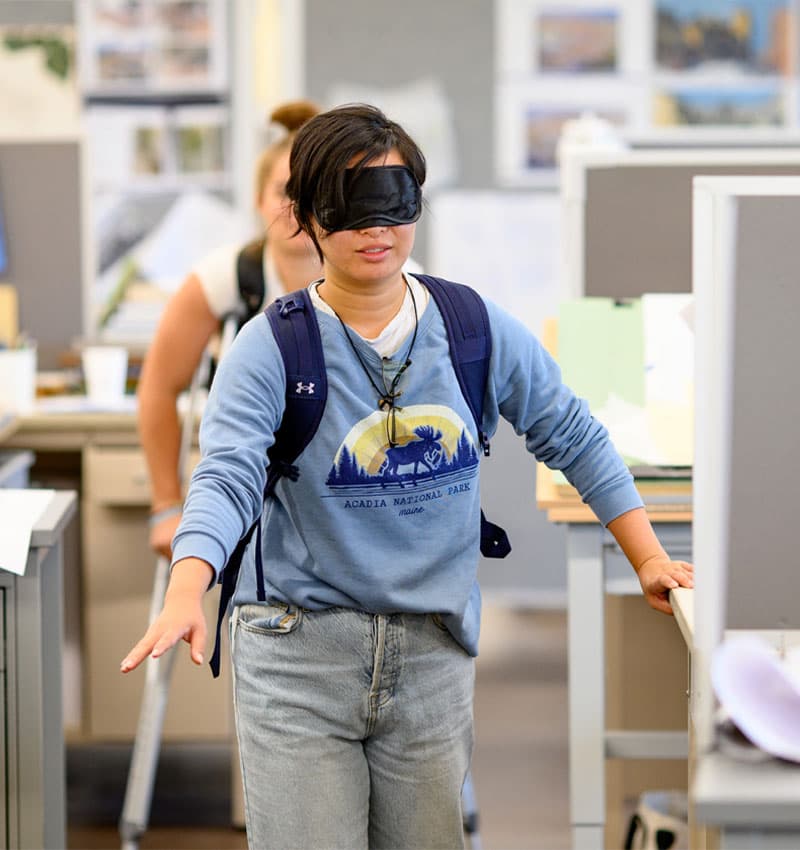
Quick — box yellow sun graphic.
[334,404,473,475]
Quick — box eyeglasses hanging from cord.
[328,281,419,448]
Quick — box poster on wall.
[495,0,800,183]
[496,0,645,77]
[538,7,620,73]
[428,190,562,336]
[654,0,794,76]
[652,82,785,127]
[495,79,639,185]
[76,0,228,94]
[494,0,647,184]
[651,0,794,130]
[0,25,80,138]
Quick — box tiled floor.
[67,604,570,850]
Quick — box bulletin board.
[495,0,800,186]
[0,141,84,368]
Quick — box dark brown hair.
[286,103,426,261]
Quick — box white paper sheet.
[428,191,562,335]
[712,634,800,763]
[643,293,694,406]
[0,489,55,575]
[593,393,664,466]
[641,293,695,466]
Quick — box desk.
[0,407,231,743]
[671,589,800,849]
[537,468,692,848]
[1,490,76,850]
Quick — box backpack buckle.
[278,296,305,317]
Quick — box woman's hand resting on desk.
[606,508,694,617]
[120,558,213,673]
[636,554,694,616]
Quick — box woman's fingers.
[121,624,182,672]
[639,559,695,615]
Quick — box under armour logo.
[295,381,315,395]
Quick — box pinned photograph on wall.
[538,6,619,73]
[155,0,212,36]
[655,0,794,76]
[653,84,785,126]
[156,44,213,86]
[525,104,626,169]
[495,0,643,78]
[495,80,637,186]
[77,0,228,93]
[94,43,150,83]
[78,0,152,84]
[85,105,169,188]
[173,105,227,175]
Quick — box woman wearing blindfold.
[122,104,693,849]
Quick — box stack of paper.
[0,489,54,575]
[712,634,800,763]
[557,294,694,469]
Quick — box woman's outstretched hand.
[120,558,214,672]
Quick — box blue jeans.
[230,603,475,850]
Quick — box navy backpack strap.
[264,287,328,494]
[210,287,328,677]
[416,274,511,559]
[209,520,257,678]
[416,274,492,457]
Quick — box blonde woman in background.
[138,100,322,557]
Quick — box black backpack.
[235,236,268,323]
[209,271,510,676]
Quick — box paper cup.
[0,347,37,414]
[82,345,128,408]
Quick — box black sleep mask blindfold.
[314,165,422,232]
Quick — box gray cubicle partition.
[585,163,800,298]
[690,177,800,845]
[305,0,494,198]
[726,196,800,629]
[0,141,84,368]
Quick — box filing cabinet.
[81,444,232,741]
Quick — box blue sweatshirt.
[172,280,643,656]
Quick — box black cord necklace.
[328,280,419,446]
